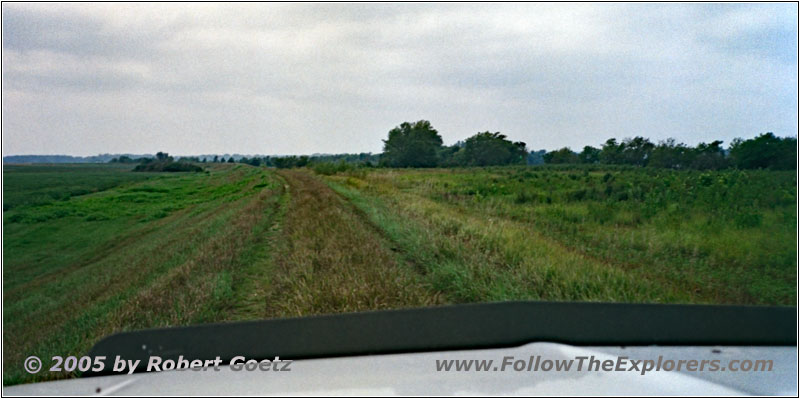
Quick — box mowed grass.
[322,165,796,305]
[3,164,286,385]
[257,170,441,318]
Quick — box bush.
[134,161,202,172]
[312,161,354,175]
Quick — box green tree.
[438,142,464,167]
[544,147,580,164]
[459,132,527,166]
[729,133,797,170]
[579,146,601,164]
[691,140,727,170]
[620,137,654,166]
[599,139,623,164]
[649,138,692,169]
[381,120,443,167]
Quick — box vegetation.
[381,120,444,167]
[311,160,360,176]
[4,164,285,385]
[109,155,151,163]
[132,152,203,172]
[380,121,528,168]
[2,125,795,385]
[322,166,795,305]
[729,133,797,170]
[272,155,310,169]
[546,133,796,170]
[449,132,527,166]
[261,170,439,317]
[3,164,158,211]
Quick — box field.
[3,163,796,385]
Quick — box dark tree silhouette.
[381,120,443,167]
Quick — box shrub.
[134,161,202,173]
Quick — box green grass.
[3,163,160,211]
[3,164,285,385]
[323,166,796,305]
[2,163,796,386]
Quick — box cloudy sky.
[2,3,797,156]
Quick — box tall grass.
[323,166,796,305]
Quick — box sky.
[2,3,797,156]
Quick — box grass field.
[3,164,159,211]
[324,166,796,305]
[2,163,796,385]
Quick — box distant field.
[3,164,158,211]
[2,163,796,385]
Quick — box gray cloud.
[2,3,796,156]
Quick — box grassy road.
[3,165,441,385]
[256,170,441,318]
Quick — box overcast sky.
[2,3,797,156]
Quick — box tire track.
[261,170,441,318]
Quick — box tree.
[649,138,692,169]
[599,139,623,164]
[691,140,727,170]
[598,137,654,166]
[381,120,443,167]
[729,133,797,170]
[213,155,219,163]
[458,132,527,166]
[438,142,464,167]
[619,137,654,166]
[527,150,546,165]
[227,157,235,163]
[109,155,135,163]
[272,157,291,168]
[296,155,310,167]
[579,146,601,164]
[543,147,580,164]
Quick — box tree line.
[114,120,796,171]
[378,120,795,170]
[544,132,796,170]
[381,120,527,168]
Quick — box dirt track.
[260,170,440,317]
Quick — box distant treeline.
[116,122,796,172]
[370,120,797,171]
[131,152,203,172]
[4,154,143,164]
[544,133,796,170]
[9,121,795,171]
[162,153,382,168]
